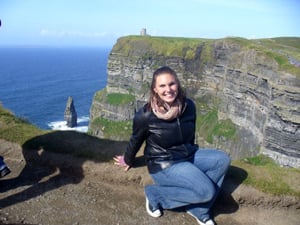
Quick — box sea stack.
[64,96,77,128]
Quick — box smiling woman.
[113,66,231,225]
[153,73,178,104]
[150,66,182,120]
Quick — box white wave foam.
[47,116,89,133]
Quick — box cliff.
[89,36,300,168]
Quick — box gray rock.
[64,96,77,128]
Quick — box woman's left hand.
[113,155,130,171]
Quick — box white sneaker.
[0,164,11,178]
[145,196,162,218]
[187,211,215,225]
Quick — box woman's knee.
[221,151,231,171]
[193,184,216,203]
[214,151,231,176]
[219,150,230,163]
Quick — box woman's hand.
[113,155,130,171]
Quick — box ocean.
[0,46,110,132]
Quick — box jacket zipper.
[177,117,183,142]
[177,102,187,143]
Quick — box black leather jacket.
[124,98,199,173]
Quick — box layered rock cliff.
[89,36,300,168]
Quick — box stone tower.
[140,28,147,36]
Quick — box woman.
[114,66,230,225]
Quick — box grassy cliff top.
[111,35,300,77]
[111,35,212,59]
[113,35,300,52]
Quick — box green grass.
[89,117,132,140]
[93,88,106,101]
[0,104,46,144]
[242,154,275,166]
[208,119,236,143]
[218,37,300,77]
[196,109,237,144]
[93,89,135,105]
[259,37,300,51]
[254,37,300,77]
[106,93,135,105]
[200,42,214,66]
[113,35,210,59]
[265,50,300,76]
[231,155,300,196]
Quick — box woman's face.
[153,73,178,104]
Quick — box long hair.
[146,66,186,110]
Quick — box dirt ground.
[0,138,299,225]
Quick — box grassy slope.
[0,104,45,144]
[112,35,211,59]
[0,104,299,197]
[255,37,300,77]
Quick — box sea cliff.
[89,36,300,168]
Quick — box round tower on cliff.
[140,28,147,36]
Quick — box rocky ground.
[0,139,299,225]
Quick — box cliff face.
[89,36,300,168]
[210,40,300,167]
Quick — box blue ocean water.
[0,47,110,132]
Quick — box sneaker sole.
[0,167,11,178]
[186,211,215,225]
[145,197,162,218]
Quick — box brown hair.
[147,66,186,110]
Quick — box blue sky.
[0,0,299,47]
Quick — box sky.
[0,0,299,47]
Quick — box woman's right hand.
[113,155,130,171]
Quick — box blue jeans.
[0,156,6,168]
[145,149,231,220]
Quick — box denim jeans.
[0,156,6,169]
[145,148,231,220]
